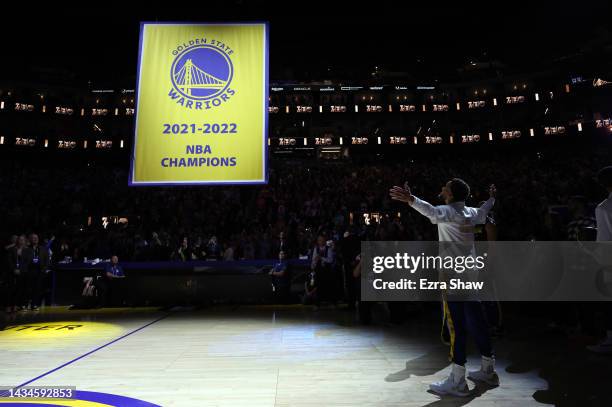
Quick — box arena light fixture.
[120,140,124,148]
[493,98,498,106]
[0,136,4,144]
[577,123,583,132]
[488,132,493,141]
[339,137,343,145]
[535,93,540,101]
[530,128,535,137]
[456,103,461,110]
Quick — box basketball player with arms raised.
[390,179,498,397]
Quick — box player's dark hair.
[597,166,612,188]
[449,178,470,202]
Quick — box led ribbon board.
[130,22,268,185]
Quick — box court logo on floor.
[0,321,123,350]
[0,390,160,406]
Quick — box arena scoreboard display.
[129,22,269,186]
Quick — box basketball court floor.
[1,305,610,406]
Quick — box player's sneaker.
[429,363,470,397]
[468,356,499,386]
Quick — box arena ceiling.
[1,1,610,86]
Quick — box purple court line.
[1,312,171,397]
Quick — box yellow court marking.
[34,306,161,315]
[0,321,124,350]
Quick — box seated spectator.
[95,255,126,307]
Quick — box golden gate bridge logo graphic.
[170,44,233,101]
[173,59,227,95]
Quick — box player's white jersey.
[596,192,612,242]
[410,197,495,242]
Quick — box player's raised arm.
[474,184,496,224]
[389,184,415,204]
[390,183,450,224]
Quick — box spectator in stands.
[58,239,71,262]
[173,237,194,261]
[7,235,31,311]
[311,235,336,303]
[339,229,361,309]
[206,236,221,260]
[27,233,49,310]
[0,142,610,263]
[269,250,291,303]
[223,241,236,261]
[189,237,201,260]
[303,268,318,308]
[149,232,163,260]
[96,255,126,307]
[133,234,149,260]
[352,255,372,324]
[277,231,288,254]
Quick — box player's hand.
[389,185,415,204]
[489,184,496,198]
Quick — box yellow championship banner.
[129,22,268,185]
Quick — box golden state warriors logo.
[168,38,236,110]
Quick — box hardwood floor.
[0,305,608,406]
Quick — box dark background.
[2,1,611,86]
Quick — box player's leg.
[465,301,499,385]
[429,301,470,396]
